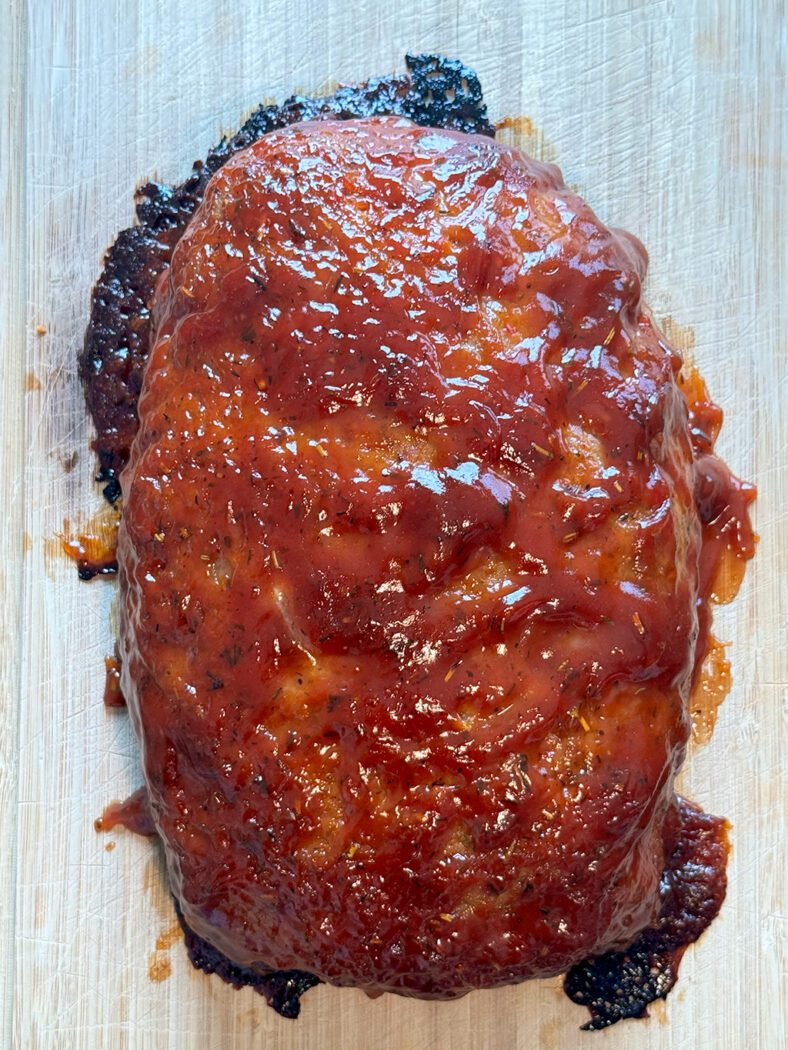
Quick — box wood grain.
[2,1,785,1047]
[1,7,28,1049]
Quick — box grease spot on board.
[144,852,174,923]
[212,13,234,43]
[659,315,697,366]
[496,114,560,166]
[25,371,42,392]
[241,1005,268,1028]
[649,994,670,1026]
[536,1015,563,1050]
[317,76,341,98]
[61,450,79,474]
[745,152,785,171]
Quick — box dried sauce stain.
[148,952,172,983]
[147,921,184,983]
[695,27,729,63]
[237,1007,264,1031]
[156,921,184,951]
[496,114,536,136]
[690,635,731,745]
[121,43,160,81]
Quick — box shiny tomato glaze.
[118,118,754,995]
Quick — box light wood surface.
[2,1,785,1047]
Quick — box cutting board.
[2,1,785,1047]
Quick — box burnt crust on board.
[173,899,321,1020]
[564,798,729,1030]
[80,53,494,502]
[81,56,730,1025]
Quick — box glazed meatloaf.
[82,57,754,1027]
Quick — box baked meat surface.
[118,115,740,999]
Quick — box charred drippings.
[80,54,493,498]
[61,509,121,577]
[62,533,117,579]
[76,559,118,581]
[564,797,729,1030]
[174,900,320,1020]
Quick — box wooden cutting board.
[2,1,785,1047]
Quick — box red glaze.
[103,655,126,708]
[97,787,156,837]
[117,118,754,996]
